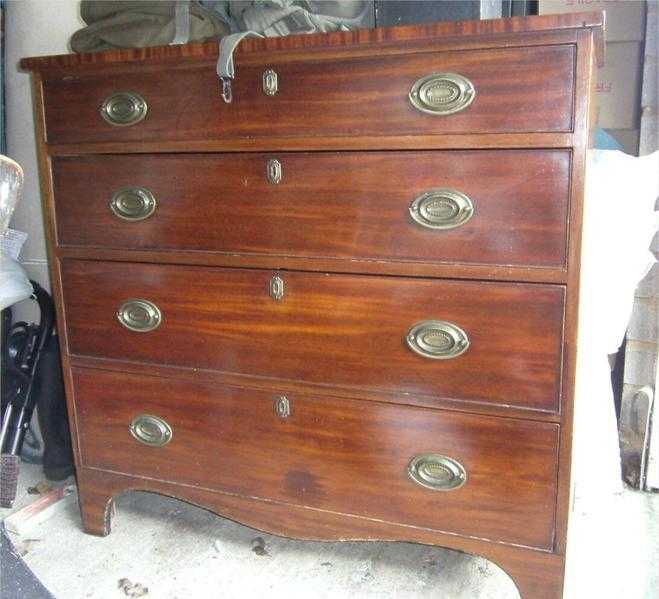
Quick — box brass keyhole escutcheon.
[269,275,284,301]
[274,395,290,419]
[263,69,278,96]
[267,158,282,185]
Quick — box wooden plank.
[52,150,571,269]
[61,260,566,413]
[73,368,560,549]
[41,45,575,145]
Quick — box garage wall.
[5,0,82,320]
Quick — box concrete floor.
[1,463,657,599]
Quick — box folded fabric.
[71,1,229,53]
[0,254,32,311]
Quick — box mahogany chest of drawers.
[22,12,603,598]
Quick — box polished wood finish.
[45,131,576,154]
[42,44,574,145]
[77,466,566,598]
[61,260,565,413]
[67,353,564,422]
[20,11,603,72]
[55,245,570,284]
[23,12,602,598]
[73,368,559,549]
[553,28,597,557]
[53,150,570,268]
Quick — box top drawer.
[42,44,575,145]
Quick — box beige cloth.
[70,1,229,53]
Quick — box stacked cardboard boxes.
[539,0,646,154]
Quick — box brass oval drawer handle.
[100,91,148,127]
[129,414,172,447]
[109,187,157,221]
[409,189,474,230]
[408,454,466,491]
[406,320,469,360]
[409,72,475,116]
[117,299,162,333]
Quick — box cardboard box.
[595,41,643,129]
[539,0,646,41]
[606,128,640,155]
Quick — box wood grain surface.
[73,367,559,549]
[77,465,567,598]
[23,13,604,598]
[21,11,603,71]
[42,44,574,144]
[53,150,570,268]
[61,260,565,413]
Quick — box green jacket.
[71,1,229,53]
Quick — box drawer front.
[53,150,570,268]
[43,45,574,144]
[62,261,564,412]
[73,368,559,549]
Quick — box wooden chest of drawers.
[22,12,602,598]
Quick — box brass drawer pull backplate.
[409,73,475,116]
[129,414,173,447]
[109,187,157,221]
[406,320,469,360]
[117,299,162,332]
[409,189,474,230]
[100,91,148,127]
[408,454,466,491]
